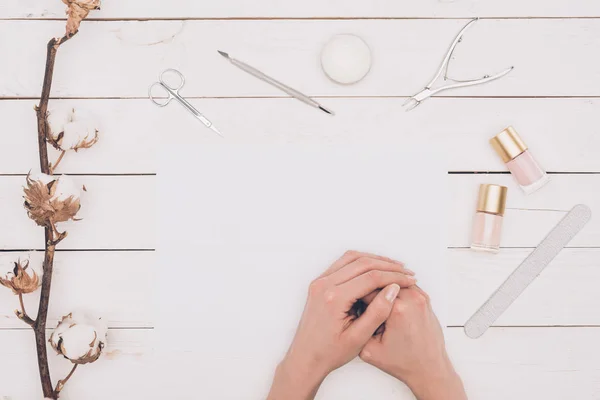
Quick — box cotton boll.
[61,121,96,150]
[28,173,54,186]
[59,324,98,360]
[23,174,81,226]
[52,175,81,202]
[60,110,99,151]
[62,0,101,37]
[71,108,96,122]
[0,259,40,295]
[47,106,99,151]
[47,106,75,141]
[50,312,107,364]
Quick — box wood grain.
[448,174,600,248]
[2,0,600,19]
[1,5,599,399]
[1,249,598,329]
[447,248,600,326]
[1,20,600,98]
[0,251,154,329]
[0,328,153,400]
[1,174,597,249]
[2,98,600,174]
[1,327,599,399]
[0,176,155,250]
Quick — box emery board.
[155,142,447,399]
[464,204,592,339]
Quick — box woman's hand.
[267,251,416,400]
[360,286,467,400]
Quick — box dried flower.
[47,106,99,152]
[50,312,107,364]
[23,174,81,227]
[62,0,101,37]
[0,260,40,295]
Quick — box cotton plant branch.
[0,1,105,399]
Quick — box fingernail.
[409,276,418,284]
[385,284,400,302]
[404,268,416,276]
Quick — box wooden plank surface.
[0,251,154,328]
[2,19,600,98]
[0,329,153,400]
[2,98,600,174]
[448,174,600,248]
[1,2,599,399]
[447,248,600,326]
[1,327,599,399]
[1,249,598,329]
[0,176,155,250]
[2,0,600,19]
[1,174,597,249]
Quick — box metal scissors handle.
[403,18,514,111]
[149,69,223,137]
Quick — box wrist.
[267,355,326,400]
[404,358,467,400]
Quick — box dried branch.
[16,293,35,326]
[36,35,75,176]
[55,363,79,395]
[50,150,67,174]
[33,33,77,400]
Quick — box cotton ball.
[321,34,372,85]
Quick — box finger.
[362,290,381,305]
[330,257,415,286]
[410,284,431,302]
[364,285,427,306]
[339,270,417,302]
[346,284,400,344]
[319,250,410,279]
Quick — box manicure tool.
[217,51,335,116]
[149,69,223,137]
[404,18,514,111]
[464,204,592,339]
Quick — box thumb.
[347,284,400,344]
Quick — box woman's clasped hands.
[267,251,467,400]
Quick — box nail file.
[464,204,592,339]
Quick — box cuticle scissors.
[403,18,514,111]
[149,69,223,137]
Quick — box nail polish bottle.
[490,126,550,195]
[471,184,508,253]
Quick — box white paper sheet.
[155,143,446,399]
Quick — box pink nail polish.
[471,184,507,254]
[490,126,550,195]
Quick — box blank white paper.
[155,142,446,399]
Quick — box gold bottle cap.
[476,184,508,216]
[490,126,528,163]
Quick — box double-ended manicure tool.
[404,18,514,111]
[218,50,335,116]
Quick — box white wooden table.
[1,1,600,399]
